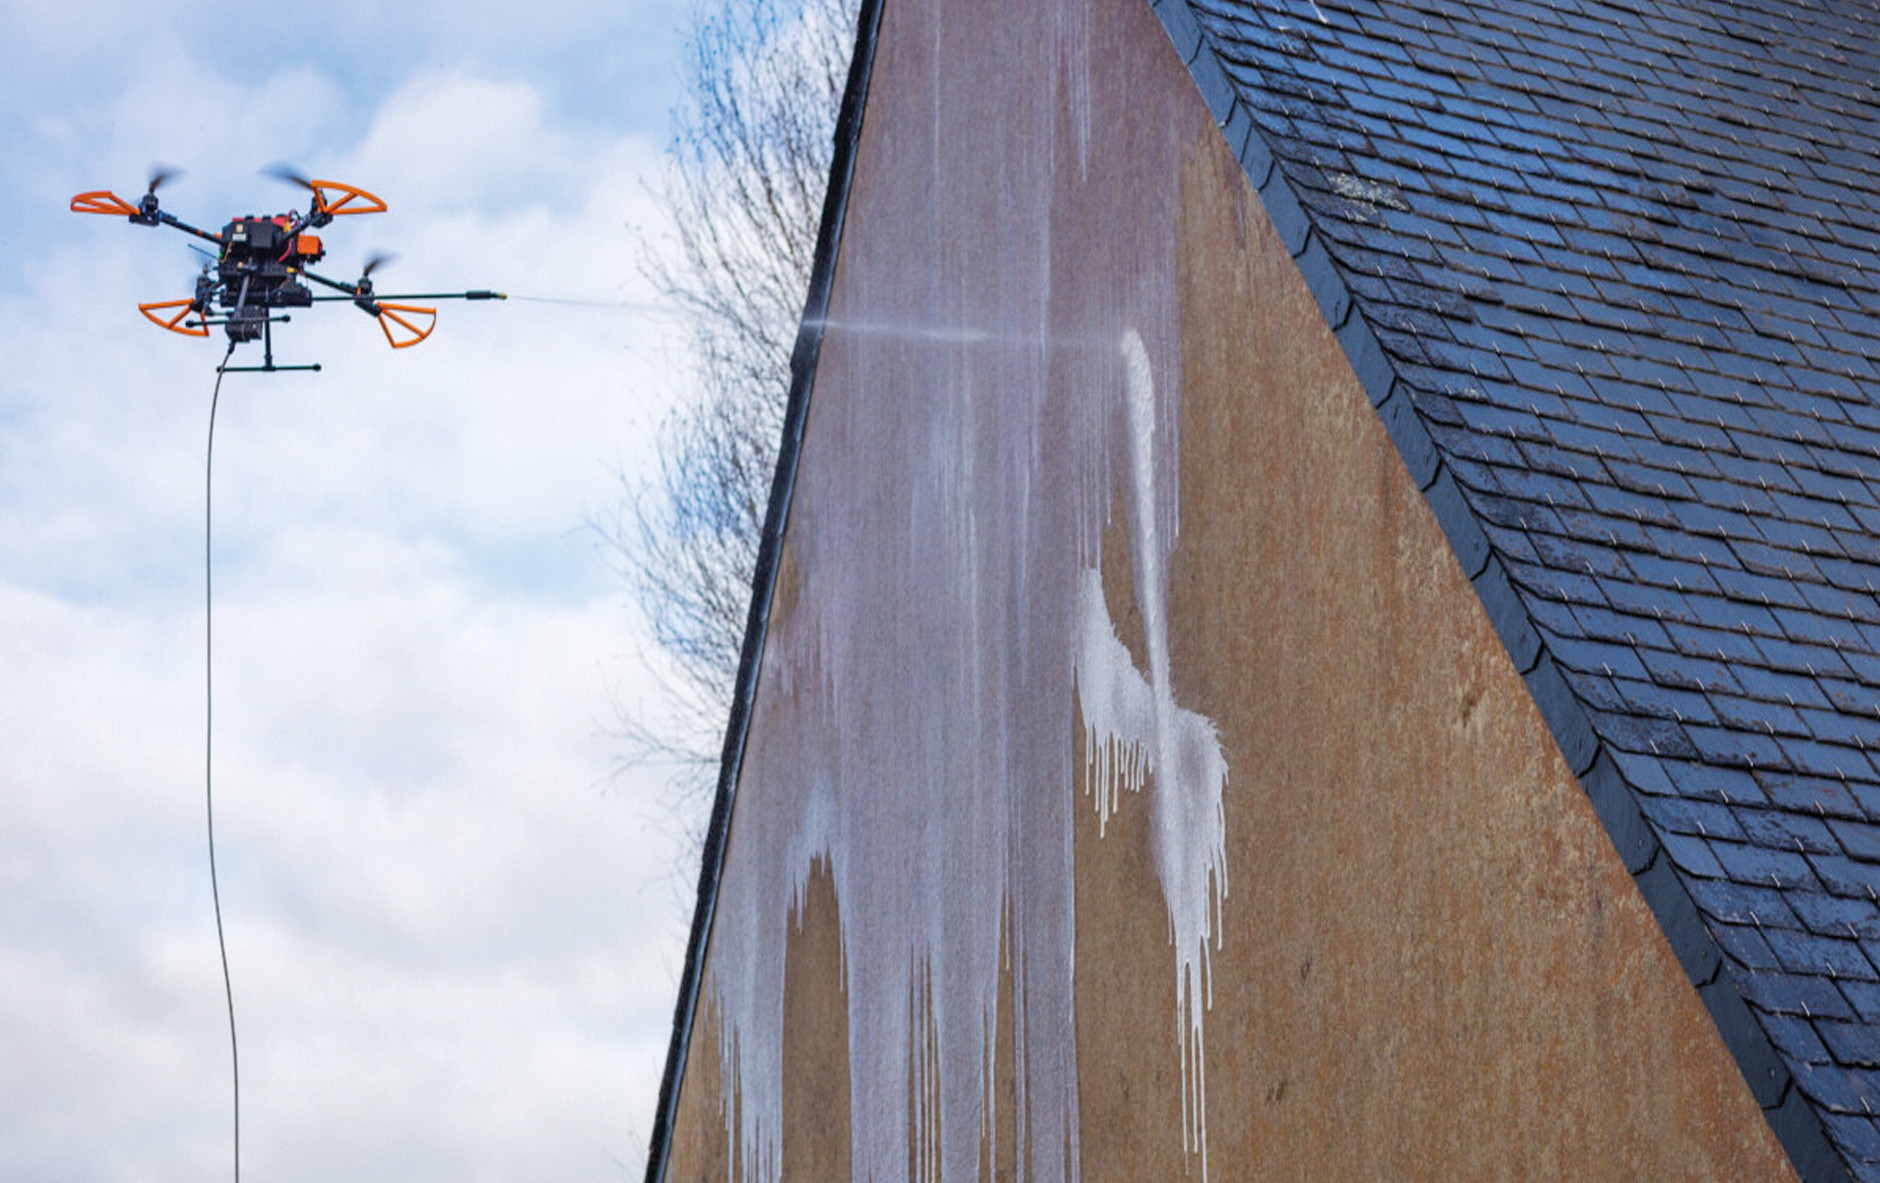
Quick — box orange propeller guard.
[310,180,387,217]
[374,303,435,348]
[139,300,210,337]
[71,191,140,217]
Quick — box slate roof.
[1150,0,1880,1177]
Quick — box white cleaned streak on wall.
[703,321,1227,1183]
[1074,330,1230,1183]
[693,6,1226,1178]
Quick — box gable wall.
[656,0,1799,1178]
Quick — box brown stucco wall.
[657,0,1802,1178]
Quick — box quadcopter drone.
[71,167,505,372]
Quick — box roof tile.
[1739,969,1856,1020]
[1763,1009,1835,1064]
[1790,892,1880,942]
[1812,854,1880,901]
[1739,808,1843,857]
[1760,926,1880,983]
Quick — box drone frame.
[71,172,502,370]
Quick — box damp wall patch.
[688,0,1227,1180]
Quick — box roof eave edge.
[1145,1,1851,1177]
[640,0,887,1177]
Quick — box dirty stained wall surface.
[658,0,1802,1180]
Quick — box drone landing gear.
[214,312,320,373]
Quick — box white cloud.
[0,10,703,1182]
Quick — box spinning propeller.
[140,166,179,220]
[70,165,504,372]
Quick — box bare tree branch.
[611,0,860,839]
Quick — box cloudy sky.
[0,2,715,1179]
